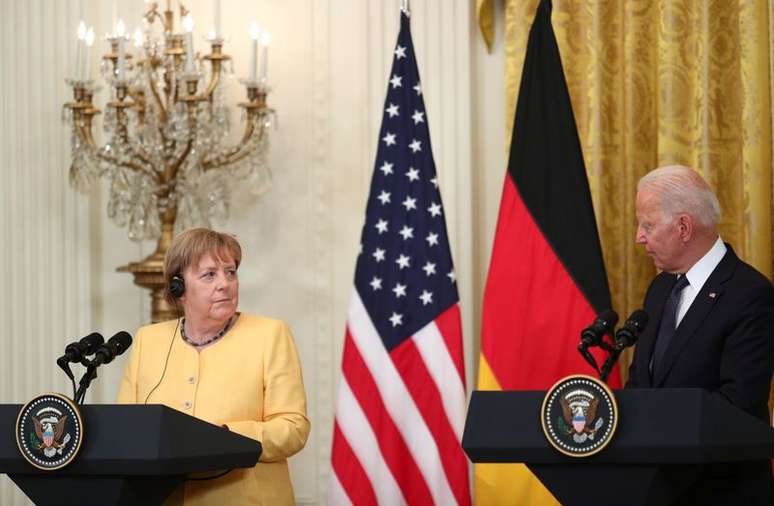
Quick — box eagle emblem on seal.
[32,414,71,457]
[558,389,605,443]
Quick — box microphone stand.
[599,345,622,383]
[75,362,99,405]
[577,343,601,377]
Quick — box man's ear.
[677,214,693,242]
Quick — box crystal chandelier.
[63,1,274,322]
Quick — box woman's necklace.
[181,316,233,347]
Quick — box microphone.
[599,310,649,382]
[57,332,104,367]
[613,310,649,350]
[90,331,133,368]
[579,310,618,351]
[577,310,618,375]
[57,333,104,385]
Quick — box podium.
[463,389,774,506]
[0,404,262,505]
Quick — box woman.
[117,228,310,505]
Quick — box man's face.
[635,189,685,273]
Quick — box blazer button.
[188,376,195,384]
[183,401,192,409]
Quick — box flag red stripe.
[434,304,466,386]
[390,337,472,506]
[341,329,435,504]
[482,176,619,389]
[331,421,378,506]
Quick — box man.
[626,165,774,504]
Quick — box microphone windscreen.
[625,310,649,332]
[80,332,104,354]
[598,309,619,329]
[108,331,133,356]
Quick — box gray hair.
[637,165,721,228]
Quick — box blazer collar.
[652,244,738,386]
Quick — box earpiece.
[169,275,185,299]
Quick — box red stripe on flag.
[341,329,435,504]
[390,336,472,506]
[434,305,466,386]
[331,421,377,506]
[482,177,619,389]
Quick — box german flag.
[475,0,619,503]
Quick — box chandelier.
[63,1,274,322]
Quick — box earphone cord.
[143,301,181,404]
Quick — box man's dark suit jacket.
[626,244,774,505]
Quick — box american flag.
[329,9,471,506]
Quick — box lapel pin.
[708,292,717,298]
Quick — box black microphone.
[90,331,133,368]
[599,310,649,382]
[577,310,618,375]
[614,310,649,350]
[579,310,619,349]
[57,332,104,370]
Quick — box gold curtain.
[479,0,774,382]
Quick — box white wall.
[0,0,507,504]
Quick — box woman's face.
[180,251,239,324]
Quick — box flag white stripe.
[334,374,406,505]
[328,467,354,506]
[348,290,458,506]
[413,321,467,440]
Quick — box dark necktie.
[651,275,690,377]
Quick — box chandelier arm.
[74,118,97,149]
[205,114,270,171]
[125,137,156,170]
[200,64,221,101]
[148,72,169,123]
[168,138,193,180]
[94,148,156,178]
[201,114,256,171]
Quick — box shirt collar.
[684,236,726,292]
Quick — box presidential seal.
[15,393,84,470]
[540,374,618,457]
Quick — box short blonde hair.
[163,228,242,304]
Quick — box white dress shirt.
[676,236,727,326]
